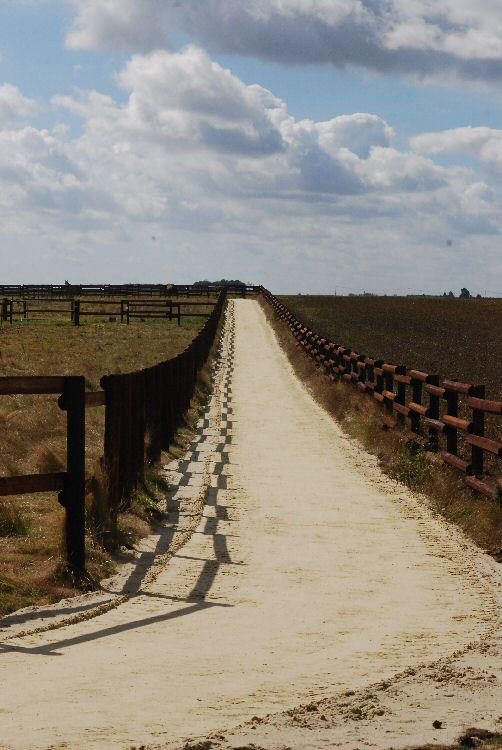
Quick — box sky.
[1,2,502,293]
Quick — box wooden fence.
[261,287,502,504]
[0,283,260,298]
[0,297,216,326]
[0,290,227,575]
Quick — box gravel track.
[0,299,500,750]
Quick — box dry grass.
[0,302,216,616]
[261,299,502,557]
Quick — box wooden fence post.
[395,367,407,426]
[383,365,395,425]
[59,376,86,575]
[426,375,441,450]
[445,388,459,456]
[410,373,423,433]
[470,384,485,477]
[101,374,122,527]
[74,300,80,327]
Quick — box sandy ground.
[0,299,501,750]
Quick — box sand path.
[0,299,499,750]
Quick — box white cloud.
[65,0,502,85]
[412,126,502,172]
[0,83,37,123]
[1,46,501,291]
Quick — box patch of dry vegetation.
[261,299,502,557]
[0,304,216,616]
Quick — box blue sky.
[1,1,502,293]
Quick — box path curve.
[0,299,499,750]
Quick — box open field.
[0,311,206,615]
[280,295,502,401]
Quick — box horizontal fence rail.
[261,287,502,504]
[0,376,86,574]
[0,290,227,575]
[0,283,260,299]
[1,297,219,326]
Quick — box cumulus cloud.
[65,0,502,84]
[0,83,37,123]
[412,126,502,172]
[1,46,501,290]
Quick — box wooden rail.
[0,283,260,298]
[1,297,219,326]
[0,290,227,574]
[0,376,86,574]
[261,287,502,504]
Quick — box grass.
[261,298,502,556]
[0,299,218,617]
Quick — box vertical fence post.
[410,375,422,434]
[471,384,485,478]
[101,374,122,528]
[1,298,7,322]
[357,355,367,387]
[23,300,27,320]
[383,366,395,423]
[427,375,440,450]
[177,304,181,326]
[445,387,458,456]
[74,300,80,327]
[59,376,86,575]
[395,366,407,426]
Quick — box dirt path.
[0,299,500,750]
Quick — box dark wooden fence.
[0,283,260,298]
[0,284,172,298]
[1,297,216,326]
[0,290,227,575]
[261,287,502,504]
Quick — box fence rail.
[1,297,217,326]
[261,287,502,504]
[0,283,260,298]
[0,375,86,573]
[0,290,227,574]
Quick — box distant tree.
[476,293,482,299]
[448,291,454,297]
[442,292,447,297]
[193,279,246,287]
[459,287,471,298]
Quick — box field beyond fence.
[0,288,228,585]
[264,290,502,506]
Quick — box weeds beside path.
[262,298,502,558]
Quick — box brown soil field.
[280,295,502,401]
[0,304,210,615]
